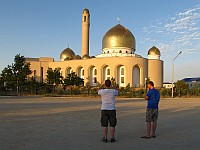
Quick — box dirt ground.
[0,96,200,150]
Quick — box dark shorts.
[101,110,117,127]
[146,108,159,122]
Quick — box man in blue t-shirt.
[141,81,160,139]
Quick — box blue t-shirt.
[146,88,160,109]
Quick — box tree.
[161,88,171,97]
[63,72,84,94]
[125,83,131,92]
[0,54,32,93]
[46,67,63,93]
[192,83,199,96]
[145,77,150,93]
[175,80,189,96]
[111,77,118,88]
[46,67,63,86]
[1,65,15,89]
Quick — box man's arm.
[145,96,149,101]
[98,81,105,91]
[145,90,151,101]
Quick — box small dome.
[102,24,136,51]
[148,46,161,56]
[60,48,75,61]
[82,54,90,59]
[74,55,81,60]
[83,8,89,13]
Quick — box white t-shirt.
[98,89,118,110]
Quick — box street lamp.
[172,51,182,98]
[145,77,147,93]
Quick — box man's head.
[105,79,111,88]
[147,81,154,89]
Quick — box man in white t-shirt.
[98,79,118,143]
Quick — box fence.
[0,85,199,97]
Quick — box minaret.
[82,8,90,57]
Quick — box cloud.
[142,5,200,58]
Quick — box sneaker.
[102,137,108,143]
[141,136,151,139]
[110,137,116,143]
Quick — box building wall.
[26,57,53,82]
[163,83,174,89]
[148,59,163,88]
[28,57,149,87]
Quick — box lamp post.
[145,77,147,93]
[172,51,182,98]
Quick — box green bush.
[160,88,171,97]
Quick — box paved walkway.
[0,96,200,150]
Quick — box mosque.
[26,8,163,88]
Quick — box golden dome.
[148,46,161,56]
[60,48,75,61]
[102,24,136,50]
[83,8,89,13]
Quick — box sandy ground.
[0,96,200,150]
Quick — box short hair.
[105,79,111,87]
[148,81,154,86]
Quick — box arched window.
[132,66,140,87]
[120,67,125,84]
[78,67,84,79]
[121,68,124,75]
[84,16,86,22]
[119,50,122,53]
[82,69,84,76]
[94,69,97,76]
[60,69,63,76]
[107,51,109,53]
[104,67,111,80]
[33,70,36,77]
[107,69,110,75]
[121,77,124,83]
[94,77,97,83]
[66,67,73,77]
[117,66,125,86]
[126,51,128,53]
[90,67,97,85]
[93,68,97,83]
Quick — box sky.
[0,0,200,82]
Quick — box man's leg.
[147,122,151,137]
[152,121,157,137]
[146,109,152,137]
[109,110,117,142]
[101,110,109,141]
[152,109,158,137]
[110,127,115,138]
[103,127,108,139]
